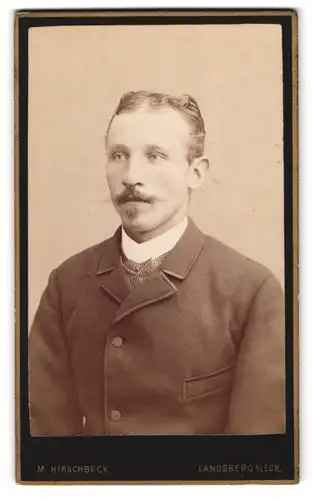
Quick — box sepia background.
[28,24,284,326]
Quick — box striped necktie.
[121,252,168,288]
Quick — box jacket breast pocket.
[183,364,235,401]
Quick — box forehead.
[107,107,191,151]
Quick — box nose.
[122,156,144,187]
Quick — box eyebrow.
[145,144,169,156]
[107,143,130,153]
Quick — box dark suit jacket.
[29,218,285,436]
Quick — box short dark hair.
[106,90,206,162]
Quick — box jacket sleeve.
[226,276,286,434]
[29,269,83,436]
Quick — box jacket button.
[112,336,123,348]
[110,410,121,422]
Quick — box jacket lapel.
[160,218,204,280]
[95,229,130,305]
[114,271,177,323]
[95,218,204,322]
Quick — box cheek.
[106,166,122,187]
[155,170,188,197]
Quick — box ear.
[187,156,209,190]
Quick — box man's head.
[105,91,209,242]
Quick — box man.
[29,90,285,436]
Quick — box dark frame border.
[15,9,299,485]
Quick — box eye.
[111,151,127,162]
[147,152,166,162]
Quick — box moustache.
[115,188,156,205]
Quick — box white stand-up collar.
[121,217,188,263]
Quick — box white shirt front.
[121,217,188,264]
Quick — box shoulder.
[199,233,282,299]
[196,233,284,334]
[202,234,273,279]
[43,235,117,320]
[52,235,116,285]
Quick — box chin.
[121,210,161,235]
[119,204,180,238]
[123,215,154,233]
